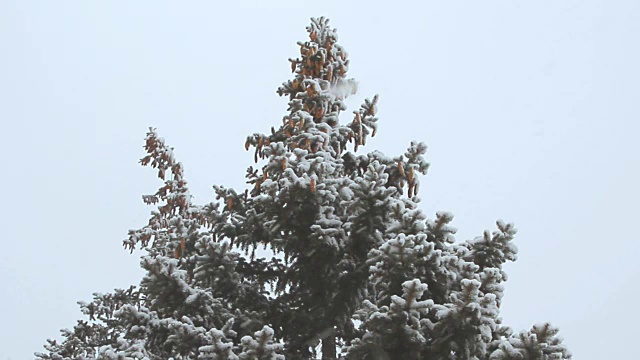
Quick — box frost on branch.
[463,219,518,271]
[489,323,572,360]
[344,279,433,359]
[238,326,285,360]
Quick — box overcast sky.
[2,1,639,359]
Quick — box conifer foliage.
[37,17,571,359]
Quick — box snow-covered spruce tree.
[37,17,571,360]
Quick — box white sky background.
[1,1,638,358]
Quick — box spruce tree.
[37,17,571,360]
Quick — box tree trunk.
[321,335,336,359]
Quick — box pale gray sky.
[1,1,638,359]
